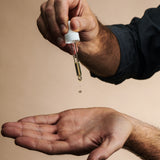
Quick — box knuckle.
[40,3,46,12]
[45,7,53,17]
[56,14,66,23]
[37,18,41,26]
[54,0,67,23]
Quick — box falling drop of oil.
[78,90,82,93]
[78,81,82,94]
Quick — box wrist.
[121,114,137,148]
[78,22,120,77]
[122,114,160,160]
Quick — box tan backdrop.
[0,0,160,160]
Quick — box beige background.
[0,0,160,160]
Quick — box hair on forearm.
[124,117,160,160]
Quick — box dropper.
[65,21,82,81]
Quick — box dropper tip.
[78,76,82,81]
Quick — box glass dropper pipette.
[64,21,82,81]
[73,43,82,81]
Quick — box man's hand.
[37,0,99,54]
[37,0,120,77]
[1,107,132,159]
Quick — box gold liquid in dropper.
[74,60,82,81]
[73,53,82,93]
[72,43,82,93]
[73,43,82,82]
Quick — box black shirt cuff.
[91,23,141,84]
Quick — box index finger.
[18,114,60,125]
[54,0,79,33]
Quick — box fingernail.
[60,24,67,33]
[57,37,64,46]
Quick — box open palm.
[2,107,132,160]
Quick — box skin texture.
[37,0,120,77]
[124,115,160,160]
[2,107,160,160]
[2,107,132,159]
[2,1,160,159]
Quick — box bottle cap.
[65,21,80,44]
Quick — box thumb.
[87,137,123,160]
[70,16,97,32]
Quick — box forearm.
[124,115,160,160]
[78,23,120,78]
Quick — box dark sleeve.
[91,5,160,84]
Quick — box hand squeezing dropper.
[65,21,82,81]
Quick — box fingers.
[43,0,80,34]
[39,0,66,47]
[37,0,97,51]
[2,122,59,142]
[2,122,57,133]
[2,126,59,141]
[54,0,69,33]
[45,0,60,36]
[37,0,98,48]
[15,137,70,155]
[70,16,98,41]
[71,16,97,32]
[2,114,59,137]
[54,0,79,33]
[37,15,52,41]
[18,113,60,124]
[87,137,123,160]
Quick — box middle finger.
[2,122,57,133]
[45,0,65,46]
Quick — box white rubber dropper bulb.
[65,21,80,44]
